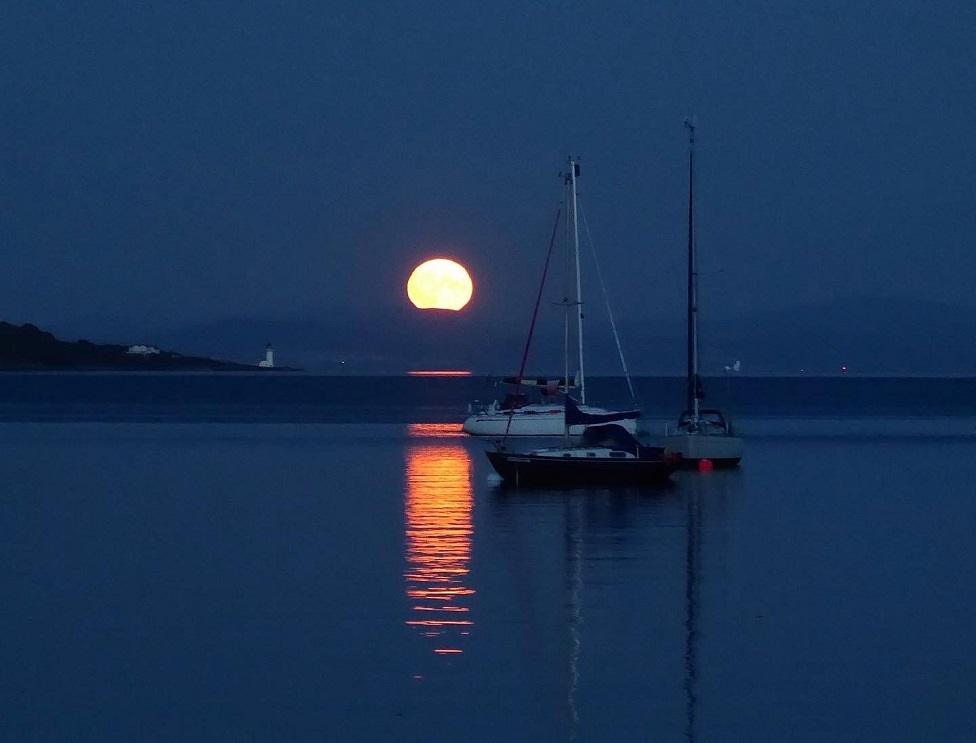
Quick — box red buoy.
[698,458,714,473]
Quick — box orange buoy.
[698,458,714,473]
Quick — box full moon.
[407,258,473,311]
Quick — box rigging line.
[578,204,637,403]
[503,207,563,441]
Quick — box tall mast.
[563,176,572,445]
[569,158,585,404]
[685,120,700,419]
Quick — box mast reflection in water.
[404,424,475,656]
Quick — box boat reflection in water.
[485,473,721,740]
[404,423,475,656]
[684,478,703,743]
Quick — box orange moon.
[407,259,473,311]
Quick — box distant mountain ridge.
[30,294,976,375]
[140,296,973,376]
[0,322,274,371]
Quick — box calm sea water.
[2,373,976,422]
[2,375,975,741]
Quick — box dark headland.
[0,322,299,371]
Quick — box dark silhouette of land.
[0,322,295,371]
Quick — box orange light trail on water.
[407,370,473,377]
[407,423,465,438]
[404,442,475,656]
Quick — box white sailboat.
[663,121,744,466]
[463,159,639,437]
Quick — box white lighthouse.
[258,343,274,368]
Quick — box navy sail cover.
[580,423,641,452]
[565,396,640,426]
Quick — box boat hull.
[661,432,743,467]
[463,411,638,437]
[486,450,676,486]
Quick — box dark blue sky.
[3,1,975,339]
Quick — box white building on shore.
[126,344,160,356]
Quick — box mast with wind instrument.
[663,120,744,467]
